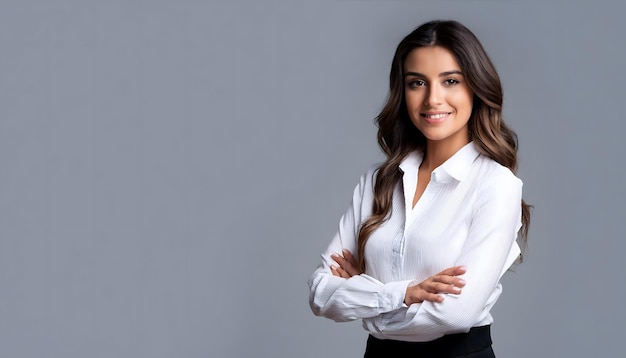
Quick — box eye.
[443,78,460,86]
[407,79,426,88]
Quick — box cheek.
[405,91,424,109]
[454,88,474,112]
[450,93,473,114]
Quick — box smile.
[421,112,451,123]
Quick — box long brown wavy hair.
[356,20,531,272]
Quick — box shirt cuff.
[378,279,414,312]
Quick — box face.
[403,46,474,148]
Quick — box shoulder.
[355,164,380,195]
[475,154,522,185]
[474,155,523,198]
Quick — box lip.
[420,111,452,124]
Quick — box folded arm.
[308,170,467,322]
[362,174,523,341]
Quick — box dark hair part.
[356,20,531,272]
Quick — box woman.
[308,20,530,357]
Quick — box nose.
[424,84,443,107]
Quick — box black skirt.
[364,325,494,358]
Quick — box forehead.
[403,46,461,75]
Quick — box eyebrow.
[404,70,463,78]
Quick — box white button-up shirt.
[308,142,522,342]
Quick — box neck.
[421,138,470,171]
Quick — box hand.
[404,266,467,305]
[330,249,362,278]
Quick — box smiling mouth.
[421,112,451,123]
[421,112,451,119]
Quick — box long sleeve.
[308,170,413,322]
[309,143,525,342]
[362,171,522,341]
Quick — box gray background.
[0,0,624,357]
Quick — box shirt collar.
[399,151,421,174]
[399,141,481,184]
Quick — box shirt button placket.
[391,228,404,280]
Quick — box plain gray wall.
[0,0,624,357]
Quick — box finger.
[342,260,358,277]
[332,253,358,276]
[431,274,466,288]
[411,287,445,303]
[342,249,357,265]
[424,282,462,295]
[330,253,344,267]
[421,292,445,303]
[452,277,466,288]
[438,266,467,276]
[406,285,446,305]
[330,265,341,277]
[331,253,344,266]
[331,253,349,274]
[334,265,351,279]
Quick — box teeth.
[424,113,449,119]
